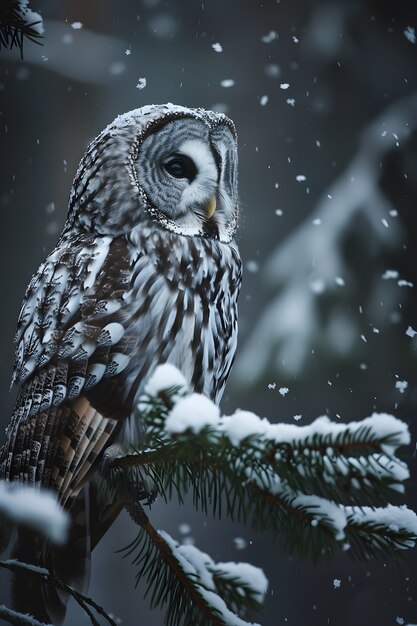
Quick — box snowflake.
[404,26,416,44]
[136,77,147,90]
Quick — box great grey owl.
[0,103,242,623]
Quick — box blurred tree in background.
[1,1,417,625]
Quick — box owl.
[1,103,242,623]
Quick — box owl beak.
[206,196,217,219]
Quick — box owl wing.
[12,232,131,391]
[2,232,134,502]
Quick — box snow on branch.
[159,533,268,626]
[1,17,128,85]
[121,499,267,626]
[107,365,417,580]
[0,560,118,626]
[0,604,52,626]
[0,1,44,59]
[252,477,417,560]
[0,482,69,546]
[235,92,417,380]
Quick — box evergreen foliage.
[101,366,417,625]
[0,0,43,58]
[1,365,416,625]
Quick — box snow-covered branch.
[2,366,415,626]
[236,92,417,380]
[0,482,69,546]
[122,498,267,626]
[1,17,127,85]
[0,1,43,58]
[106,364,417,607]
[0,560,118,626]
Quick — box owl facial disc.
[135,112,238,242]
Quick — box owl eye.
[164,155,197,181]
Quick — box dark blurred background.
[1,1,417,624]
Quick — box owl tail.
[10,483,122,625]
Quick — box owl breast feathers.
[1,103,242,505]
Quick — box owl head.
[68,104,239,243]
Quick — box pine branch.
[107,440,416,564]
[123,389,410,506]
[249,482,417,561]
[0,604,52,626]
[0,560,118,626]
[121,499,266,626]
[0,0,43,59]
[95,365,417,625]
[345,504,417,559]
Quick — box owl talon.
[100,443,125,478]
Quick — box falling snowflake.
[220,79,235,88]
[261,30,278,44]
[109,62,126,76]
[179,523,191,535]
[395,380,408,394]
[404,26,416,44]
[233,537,247,550]
[280,83,290,89]
[264,63,281,77]
[71,21,83,29]
[246,260,259,273]
[382,270,399,280]
[212,42,223,52]
[136,77,147,90]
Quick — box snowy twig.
[0,560,118,626]
[0,604,52,626]
[122,499,267,626]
